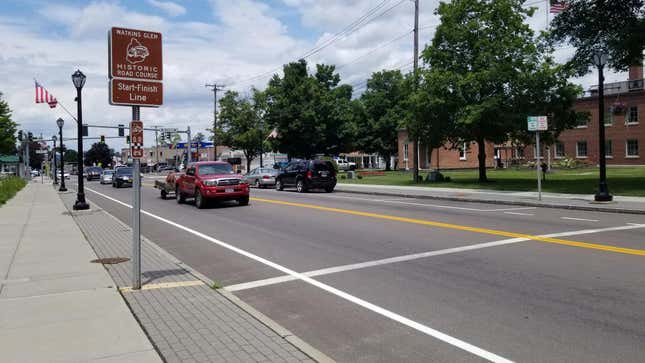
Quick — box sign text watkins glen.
[109,27,162,107]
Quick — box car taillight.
[262,175,270,179]
[306,170,312,179]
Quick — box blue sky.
[0,0,627,155]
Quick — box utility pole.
[205,83,225,160]
[412,0,420,183]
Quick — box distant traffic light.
[118,124,124,137]
[28,132,33,141]
[100,135,105,143]
[82,125,89,137]
[18,130,23,141]
[126,135,131,144]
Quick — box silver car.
[100,169,115,184]
[246,167,278,188]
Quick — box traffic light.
[100,135,105,143]
[82,125,89,137]
[118,124,124,137]
[28,132,33,142]
[126,135,131,144]
[18,130,23,141]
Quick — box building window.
[628,106,639,124]
[576,141,587,158]
[403,143,409,161]
[459,142,467,160]
[555,142,565,158]
[626,139,639,157]
[605,140,612,158]
[604,111,613,126]
[576,117,588,128]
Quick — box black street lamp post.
[593,51,613,202]
[52,134,58,185]
[57,118,67,192]
[72,70,89,210]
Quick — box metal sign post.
[131,112,142,290]
[528,116,548,201]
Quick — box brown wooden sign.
[130,121,144,159]
[109,27,162,81]
[110,79,163,107]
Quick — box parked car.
[247,167,278,188]
[334,158,356,171]
[275,160,336,193]
[175,161,250,208]
[112,167,133,188]
[85,166,103,181]
[30,169,40,177]
[100,169,115,184]
[62,171,71,179]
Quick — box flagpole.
[34,78,78,122]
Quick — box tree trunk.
[477,137,488,182]
[245,152,253,174]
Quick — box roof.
[0,154,19,163]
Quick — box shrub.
[356,174,363,179]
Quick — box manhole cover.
[91,257,130,264]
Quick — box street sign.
[109,27,163,107]
[527,116,548,131]
[130,121,144,159]
[174,141,213,149]
[110,79,163,107]
[109,27,162,81]
[35,150,48,154]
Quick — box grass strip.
[0,176,26,205]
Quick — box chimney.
[628,61,643,81]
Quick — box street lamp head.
[71,69,86,90]
[56,117,64,129]
[592,50,608,68]
[52,135,57,142]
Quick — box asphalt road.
[68,177,645,363]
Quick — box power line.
[337,29,413,71]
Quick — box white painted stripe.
[85,186,513,363]
[227,223,645,292]
[503,212,534,216]
[561,217,599,222]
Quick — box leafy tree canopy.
[84,142,114,167]
[0,92,18,155]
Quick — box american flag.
[550,0,568,13]
[34,81,58,108]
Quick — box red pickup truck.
[175,161,250,208]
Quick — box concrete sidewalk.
[0,180,161,362]
[336,183,645,214]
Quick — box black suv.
[112,167,133,188]
[275,160,336,193]
[85,166,103,181]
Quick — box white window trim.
[625,140,640,158]
[403,143,409,161]
[459,142,467,161]
[627,106,639,125]
[554,143,565,159]
[576,141,588,159]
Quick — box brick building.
[397,64,645,170]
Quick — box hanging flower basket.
[612,102,627,115]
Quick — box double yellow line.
[251,197,645,257]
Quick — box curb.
[335,186,645,215]
[85,194,335,363]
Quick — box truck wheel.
[296,179,307,193]
[176,186,185,204]
[160,190,167,200]
[238,196,249,206]
[195,189,205,209]
[325,186,334,193]
[276,179,283,191]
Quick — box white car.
[334,159,356,171]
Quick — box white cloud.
[146,0,187,17]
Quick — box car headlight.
[203,180,217,186]
[122,176,130,180]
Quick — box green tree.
[0,92,18,155]
[358,70,408,171]
[423,0,577,182]
[27,140,44,170]
[214,89,267,172]
[265,59,355,159]
[550,0,645,74]
[84,143,114,167]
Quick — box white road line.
[561,217,600,222]
[503,211,535,216]
[226,223,645,292]
[85,186,513,363]
[262,191,536,212]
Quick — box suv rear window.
[311,161,333,171]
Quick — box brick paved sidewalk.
[59,192,329,363]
